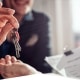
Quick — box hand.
[0,55,41,78]
[0,2,19,45]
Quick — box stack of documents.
[45,47,80,79]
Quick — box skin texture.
[0,2,19,45]
[0,0,34,42]
[0,55,41,78]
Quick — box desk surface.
[3,73,79,80]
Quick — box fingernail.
[8,9,15,14]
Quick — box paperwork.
[45,47,80,79]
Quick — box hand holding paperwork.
[45,47,80,79]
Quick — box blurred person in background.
[0,0,52,74]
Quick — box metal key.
[11,30,21,58]
[13,38,21,58]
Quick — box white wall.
[33,0,74,55]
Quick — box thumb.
[0,23,13,45]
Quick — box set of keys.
[11,29,21,58]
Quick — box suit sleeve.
[30,14,52,73]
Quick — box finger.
[0,58,5,64]
[0,8,15,15]
[11,56,17,63]
[0,15,19,28]
[1,23,13,35]
[5,55,11,61]
[0,18,8,28]
[5,55,11,64]
[0,23,13,45]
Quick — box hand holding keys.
[11,29,21,58]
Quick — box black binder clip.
[64,50,73,56]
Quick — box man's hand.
[0,55,41,78]
[0,2,19,45]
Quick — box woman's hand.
[0,2,19,45]
[0,55,41,78]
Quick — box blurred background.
[33,0,80,55]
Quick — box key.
[11,29,21,58]
[13,38,21,58]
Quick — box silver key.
[13,38,21,58]
[11,30,21,58]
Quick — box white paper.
[45,54,67,76]
[45,47,80,79]
[57,47,80,70]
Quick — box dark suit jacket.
[0,11,52,73]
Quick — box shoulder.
[32,10,49,22]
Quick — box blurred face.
[3,0,34,15]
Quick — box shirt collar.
[23,11,34,21]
